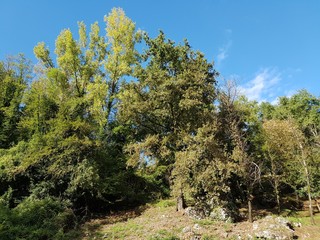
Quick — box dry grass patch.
[80,199,320,240]
[81,200,192,239]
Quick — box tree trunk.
[248,198,253,223]
[248,188,253,223]
[315,199,320,212]
[307,187,315,225]
[298,142,315,225]
[272,170,281,214]
[269,152,281,214]
[176,191,185,212]
[302,157,315,225]
[275,179,281,214]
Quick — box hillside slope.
[80,200,320,240]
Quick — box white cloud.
[239,68,281,102]
[216,40,232,66]
[217,50,227,63]
[216,29,232,67]
[233,66,302,104]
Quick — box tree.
[265,90,320,223]
[0,55,30,148]
[263,119,316,224]
[0,8,147,216]
[172,122,233,211]
[218,81,262,222]
[104,8,138,122]
[262,119,295,214]
[118,31,218,208]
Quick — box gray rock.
[209,207,233,222]
[190,235,201,240]
[193,223,202,231]
[252,216,294,240]
[184,207,206,220]
[182,226,192,233]
[293,222,302,228]
[222,232,229,238]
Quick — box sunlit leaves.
[34,42,54,68]
[104,8,136,78]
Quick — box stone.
[293,222,302,228]
[222,232,229,238]
[193,223,201,231]
[252,216,294,240]
[190,235,201,240]
[182,226,192,233]
[182,232,201,240]
[184,207,206,220]
[209,207,233,222]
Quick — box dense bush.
[0,196,78,240]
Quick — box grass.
[287,212,320,226]
[194,218,216,226]
[148,229,180,240]
[153,199,176,208]
[101,220,143,239]
[81,199,188,239]
[201,235,220,240]
[284,210,320,240]
[80,199,320,240]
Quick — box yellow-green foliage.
[0,197,78,240]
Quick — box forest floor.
[80,199,320,240]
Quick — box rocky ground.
[80,199,320,240]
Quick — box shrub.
[0,196,78,240]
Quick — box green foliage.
[0,187,13,207]
[0,9,157,238]
[0,196,78,240]
[0,55,30,148]
[172,123,233,207]
[154,199,176,208]
[34,42,54,68]
[119,31,216,166]
[261,92,320,201]
[118,31,219,207]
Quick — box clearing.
[80,199,320,240]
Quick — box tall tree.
[2,8,145,214]
[265,90,320,223]
[218,81,262,222]
[262,119,296,214]
[0,55,30,148]
[119,31,218,207]
[172,122,233,210]
[104,8,137,122]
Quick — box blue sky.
[1,0,319,103]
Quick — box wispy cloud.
[239,68,281,102]
[216,29,232,67]
[217,44,229,65]
[217,40,232,66]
